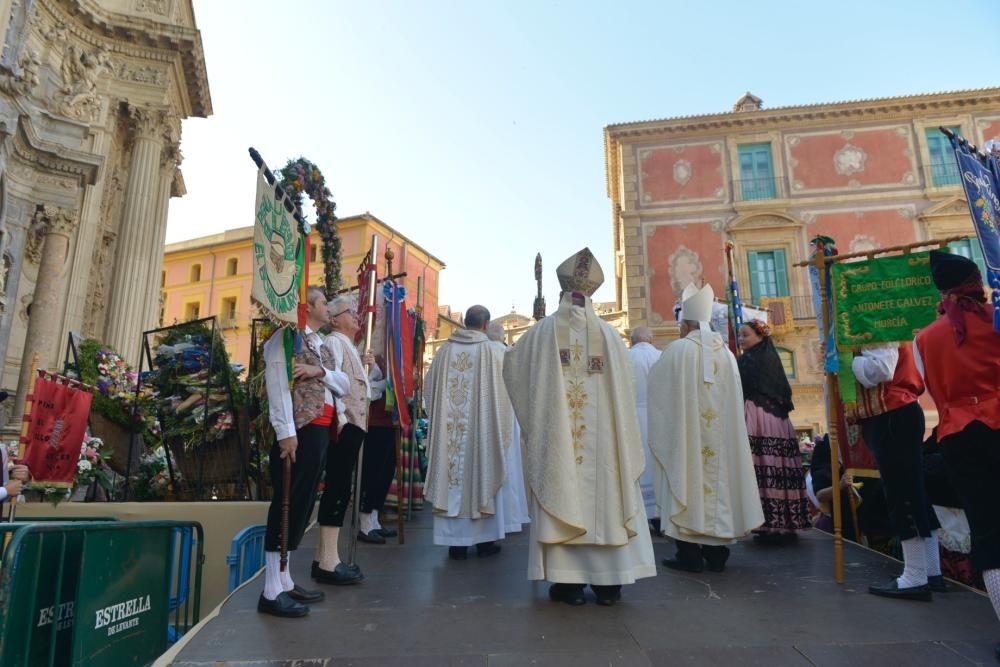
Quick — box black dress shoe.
[702,545,731,573]
[257,592,309,617]
[376,527,398,538]
[286,584,324,604]
[448,546,468,560]
[476,541,502,558]
[928,575,948,593]
[314,562,363,586]
[358,530,386,544]
[549,583,586,606]
[312,560,362,580]
[868,579,932,602]
[591,585,622,606]
[662,556,704,573]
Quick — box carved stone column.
[142,133,181,329]
[13,206,79,421]
[105,105,166,363]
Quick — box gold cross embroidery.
[701,445,716,466]
[570,341,583,362]
[701,408,717,429]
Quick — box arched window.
[776,347,796,379]
[226,257,239,276]
[190,263,202,282]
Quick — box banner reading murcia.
[251,165,303,325]
[21,375,93,488]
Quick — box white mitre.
[680,282,717,383]
[556,247,604,297]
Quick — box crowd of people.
[255,247,999,660]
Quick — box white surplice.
[629,341,662,520]
[648,329,763,545]
[503,294,656,585]
[425,329,516,547]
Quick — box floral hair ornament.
[746,319,772,338]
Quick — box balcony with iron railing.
[733,176,784,202]
[926,162,961,188]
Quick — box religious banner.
[831,252,938,348]
[251,165,303,326]
[21,375,93,488]
[948,131,1000,331]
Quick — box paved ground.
[170,509,999,666]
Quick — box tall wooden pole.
[349,236,380,568]
[408,277,424,522]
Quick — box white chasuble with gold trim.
[648,330,764,545]
[504,294,656,585]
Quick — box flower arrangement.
[129,446,181,501]
[277,157,342,297]
[66,339,159,436]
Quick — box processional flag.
[947,130,1000,331]
[21,374,93,489]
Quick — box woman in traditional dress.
[737,320,810,542]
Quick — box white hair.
[486,321,505,342]
[630,325,653,344]
[328,294,358,314]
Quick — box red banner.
[22,376,93,488]
[835,398,878,472]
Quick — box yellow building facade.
[605,88,1000,435]
[161,213,445,369]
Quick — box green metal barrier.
[0,520,203,667]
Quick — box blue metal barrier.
[226,524,266,593]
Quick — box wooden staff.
[348,235,380,567]
[9,354,37,523]
[407,277,424,521]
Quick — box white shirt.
[264,326,350,440]
[851,346,899,389]
[321,331,384,427]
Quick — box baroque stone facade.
[604,88,1000,434]
[0,0,211,423]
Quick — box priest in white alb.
[629,325,662,534]
[648,282,764,573]
[503,248,656,607]
[424,305,519,560]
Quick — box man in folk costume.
[503,248,656,606]
[914,250,1000,656]
[851,342,941,601]
[359,357,397,542]
[487,322,531,534]
[629,325,662,535]
[311,295,377,585]
[648,282,763,573]
[424,306,519,559]
[259,286,345,617]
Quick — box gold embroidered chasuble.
[504,294,656,584]
[424,329,511,520]
[648,329,764,545]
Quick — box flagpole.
[349,235,379,568]
[8,354,37,523]
[384,246,406,545]
[408,277,424,522]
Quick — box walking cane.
[280,456,291,572]
[348,236,379,568]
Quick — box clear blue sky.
[167,0,1000,318]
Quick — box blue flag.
[949,133,1000,331]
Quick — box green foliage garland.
[277,157,342,297]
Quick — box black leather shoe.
[868,580,932,601]
[286,584,324,604]
[591,585,622,606]
[376,527,398,538]
[662,556,704,573]
[703,545,731,573]
[549,583,586,606]
[649,518,661,536]
[476,541,502,558]
[314,562,363,586]
[313,560,362,580]
[448,546,468,560]
[257,592,309,617]
[928,575,948,593]
[358,530,386,544]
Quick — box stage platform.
[164,509,999,666]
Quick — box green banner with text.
[832,251,938,349]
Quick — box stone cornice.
[43,0,212,117]
[12,113,102,186]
